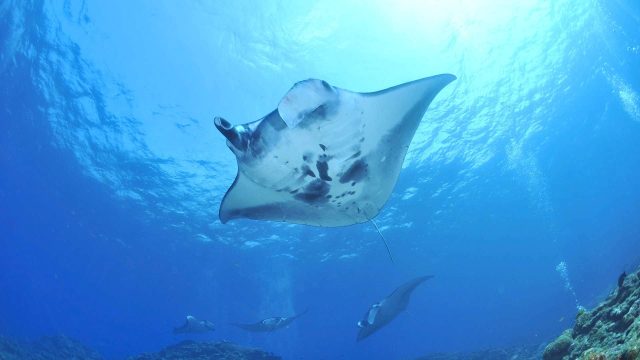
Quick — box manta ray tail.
[293,308,309,319]
[370,219,394,264]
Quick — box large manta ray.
[215,74,456,226]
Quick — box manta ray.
[231,310,308,333]
[173,315,215,334]
[357,275,432,341]
[214,74,456,227]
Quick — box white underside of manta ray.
[214,74,456,227]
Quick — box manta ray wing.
[215,74,456,227]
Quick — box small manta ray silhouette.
[173,315,215,334]
[231,310,308,333]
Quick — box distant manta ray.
[214,75,456,227]
[231,310,308,333]
[173,315,215,334]
[357,276,432,341]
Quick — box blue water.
[1,1,640,359]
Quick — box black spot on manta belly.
[339,159,368,184]
[347,151,361,160]
[294,179,330,204]
[301,164,316,178]
[316,159,332,182]
[319,144,327,151]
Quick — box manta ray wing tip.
[439,73,457,83]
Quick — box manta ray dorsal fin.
[277,79,338,128]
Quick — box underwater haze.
[1,0,640,359]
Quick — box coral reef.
[0,335,102,360]
[543,269,640,360]
[414,344,543,360]
[127,340,281,360]
[0,336,280,360]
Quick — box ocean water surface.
[1,0,640,359]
